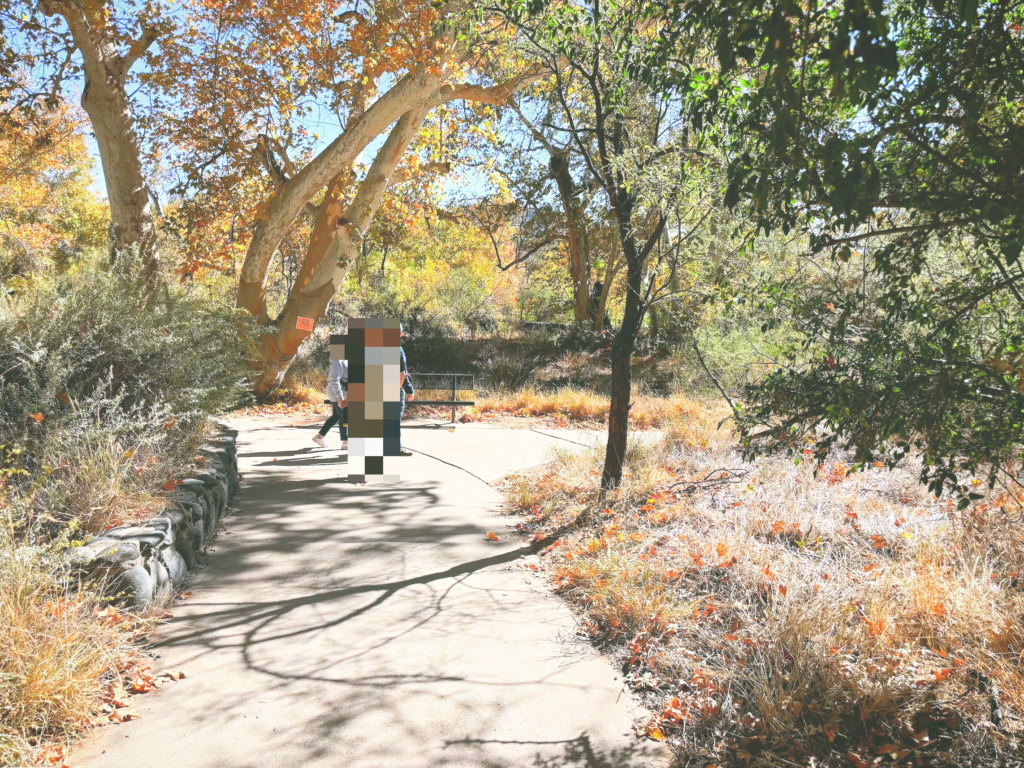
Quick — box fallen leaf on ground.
[487,531,500,541]
[824,722,839,743]
[110,687,134,709]
[35,743,68,766]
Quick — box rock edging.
[67,418,239,607]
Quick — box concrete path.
[74,419,669,768]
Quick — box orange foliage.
[0,100,108,268]
[145,0,456,277]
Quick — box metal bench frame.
[404,373,476,423]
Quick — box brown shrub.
[500,406,1024,766]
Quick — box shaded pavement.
[74,419,669,768]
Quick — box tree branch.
[120,25,160,78]
[693,339,740,417]
[428,65,557,109]
[638,214,667,263]
[812,221,972,253]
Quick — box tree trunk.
[602,200,646,490]
[39,0,160,291]
[549,152,591,324]
[250,109,430,398]
[236,70,443,320]
[666,262,683,346]
[594,240,619,331]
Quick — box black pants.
[318,402,348,440]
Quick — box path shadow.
[117,422,662,768]
[447,734,665,768]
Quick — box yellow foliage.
[0,101,109,271]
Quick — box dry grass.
[0,420,210,765]
[233,372,329,421]
[500,400,1024,767]
[0,515,145,767]
[36,425,206,537]
[472,386,713,429]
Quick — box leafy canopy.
[671,0,1024,501]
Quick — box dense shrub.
[0,263,255,438]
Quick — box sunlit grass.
[500,408,1024,766]
[471,386,725,429]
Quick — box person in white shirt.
[313,357,348,449]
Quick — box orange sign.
[296,316,315,332]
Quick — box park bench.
[404,373,476,424]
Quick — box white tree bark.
[235,70,444,318]
[310,106,432,298]
[234,56,553,320]
[249,108,431,396]
[38,0,160,289]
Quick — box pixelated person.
[313,339,348,449]
[334,318,411,483]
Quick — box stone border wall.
[67,418,239,607]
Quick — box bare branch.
[812,221,972,253]
[120,25,160,77]
[692,339,740,417]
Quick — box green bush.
[0,254,256,529]
[0,259,255,437]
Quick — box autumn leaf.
[487,531,499,541]
[29,412,44,422]
[110,687,134,708]
[128,675,158,693]
[645,725,665,741]
[864,616,888,636]
[35,743,68,766]
[846,752,871,768]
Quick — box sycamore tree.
[1,0,174,288]
[672,0,1024,501]
[148,0,548,396]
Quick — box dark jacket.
[400,347,415,396]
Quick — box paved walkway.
[74,419,669,768]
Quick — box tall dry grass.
[0,421,209,763]
[0,500,137,766]
[501,400,1024,767]
[475,386,717,428]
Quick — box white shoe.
[312,434,327,448]
[341,440,349,450]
